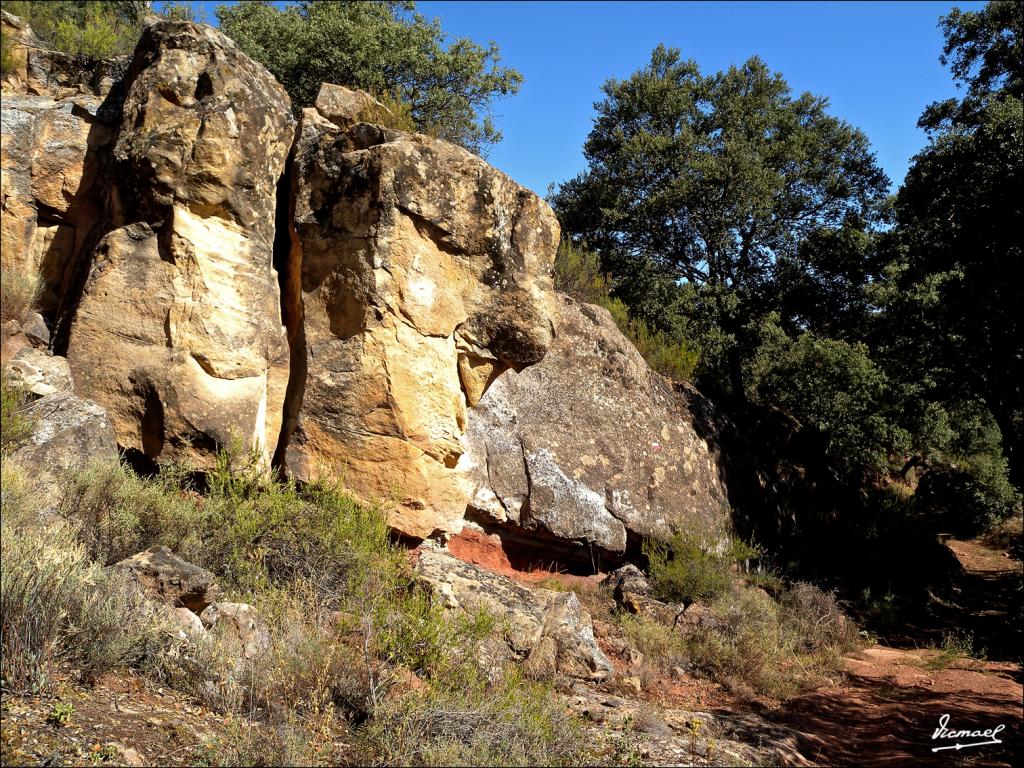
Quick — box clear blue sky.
[195,1,985,197]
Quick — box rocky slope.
[1,15,729,557]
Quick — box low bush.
[0,264,41,325]
[2,1,143,60]
[685,582,856,699]
[353,668,585,767]
[0,462,174,693]
[1,377,34,455]
[643,531,758,615]
[618,614,687,672]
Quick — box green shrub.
[1,376,34,455]
[354,668,585,767]
[1,463,174,693]
[0,264,41,324]
[916,455,1022,536]
[618,614,687,670]
[3,1,143,60]
[1,28,16,77]
[55,460,203,565]
[684,583,854,700]
[643,531,758,614]
[366,90,420,133]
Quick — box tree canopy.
[878,0,1023,486]
[216,0,522,155]
[551,46,890,400]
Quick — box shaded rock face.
[414,548,613,680]
[64,19,296,468]
[283,89,558,538]
[460,295,731,555]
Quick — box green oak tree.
[878,0,1023,486]
[551,45,890,401]
[216,0,522,155]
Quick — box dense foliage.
[553,1,1021,595]
[1,1,146,59]
[216,0,522,154]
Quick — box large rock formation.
[64,19,295,468]
[282,89,558,538]
[2,17,731,557]
[459,295,730,555]
[415,547,613,680]
[0,89,109,315]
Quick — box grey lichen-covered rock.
[4,347,73,398]
[283,90,558,539]
[8,389,118,487]
[414,548,613,680]
[65,19,295,469]
[114,546,223,613]
[460,294,731,553]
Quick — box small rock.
[114,546,222,613]
[608,564,652,601]
[200,602,271,660]
[21,312,49,347]
[172,607,207,640]
[621,676,642,696]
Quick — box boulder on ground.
[200,602,271,660]
[114,546,222,614]
[461,294,731,554]
[414,547,613,680]
[8,386,118,494]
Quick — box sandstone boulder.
[0,90,109,315]
[114,546,222,613]
[414,548,613,680]
[283,89,557,538]
[460,294,731,554]
[65,19,295,468]
[314,83,391,127]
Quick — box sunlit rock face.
[65,19,295,468]
[282,88,558,539]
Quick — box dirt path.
[770,538,1023,767]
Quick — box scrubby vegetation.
[1,1,146,60]
[0,450,591,766]
[643,531,757,616]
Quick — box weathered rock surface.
[200,602,271,660]
[283,88,557,538]
[4,347,74,398]
[313,83,391,127]
[461,294,731,553]
[0,89,109,314]
[65,19,295,468]
[114,546,222,613]
[7,390,118,500]
[414,547,613,680]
